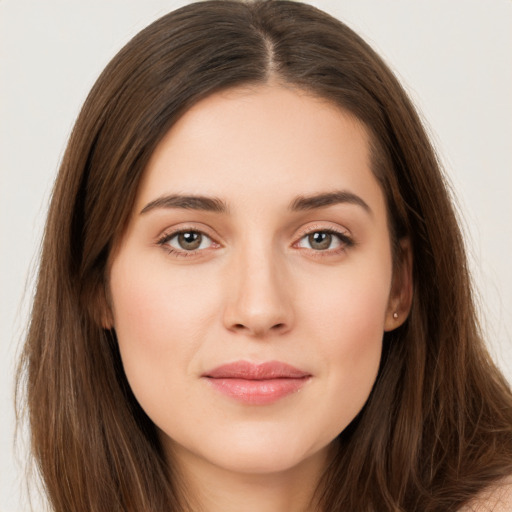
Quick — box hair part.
[18,1,512,511]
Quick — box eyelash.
[156,226,354,258]
[156,228,218,258]
[293,227,355,256]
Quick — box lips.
[202,361,311,405]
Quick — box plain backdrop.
[1,1,511,510]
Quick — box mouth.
[202,360,312,405]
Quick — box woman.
[17,1,512,510]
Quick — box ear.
[99,280,115,330]
[384,237,413,331]
[99,294,115,330]
[87,276,115,330]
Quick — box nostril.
[231,322,286,334]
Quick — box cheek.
[322,288,385,372]
[299,259,392,434]
[110,255,218,344]
[108,255,219,413]
[304,255,391,349]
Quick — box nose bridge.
[223,236,293,336]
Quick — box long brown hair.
[17,1,512,510]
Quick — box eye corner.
[292,226,355,256]
[155,226,222,259]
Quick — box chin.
[170,426,332,477]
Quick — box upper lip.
[203,360,310,380]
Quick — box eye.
[160,230,215,252]
[295,229,352,251]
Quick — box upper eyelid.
[292,223,355,251]
[157,229,219,257]
[163,230,214,243]
[293,222,351,239]
[156,224,220,243]
[294,230,352,246]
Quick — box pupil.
[309,232,331,250]
[178,232,201,250]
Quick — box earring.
[393,312,399,319]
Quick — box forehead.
[134,84,385,217]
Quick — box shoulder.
[459,477,512,512]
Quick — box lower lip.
[205,377,310,405]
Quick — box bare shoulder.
[459,477,512,512]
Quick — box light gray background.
[1,1,511,510]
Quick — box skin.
[459,476,512,511]
[107,84,412,512]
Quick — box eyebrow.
[289,191,372,215]
[140,194,228,214]
[140,190,371,216]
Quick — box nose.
[222,247,294,338]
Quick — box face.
[108,84,409,478]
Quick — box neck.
[169,445,329,512]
